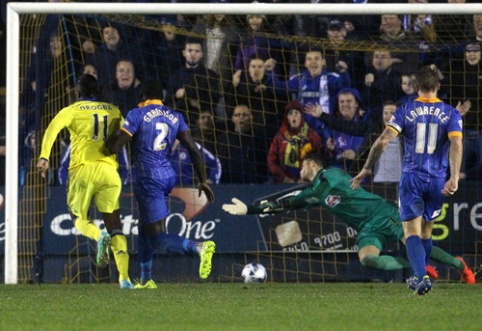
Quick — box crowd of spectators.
[14,0,482,187]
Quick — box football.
[241,263,267,283]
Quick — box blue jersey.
[331,130,365,165]
[121,100,189,179]
[268,68,351,115]
[388,97,463,181]
[170,142,221,185]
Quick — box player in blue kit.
[351,66,464,295]
[105,80,216,289]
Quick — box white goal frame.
[6,2,482,284]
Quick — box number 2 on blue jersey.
[153,122,169,151]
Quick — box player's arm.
[37,112,70,178]
[105,129,131,155]
[177,130,215,203]
[442,133,463,196]
[223,182,315,215]
[361,126,398,170]
[222,198,293,215]
[350,126,398,189]
[448,134,463,180]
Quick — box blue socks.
[150,232,198,255]
[405,235,427,279]
[182,239,199,254]
[140,260,153,282]
[138,226,154,282]
[138,227,154,264]
[138,229,200,283]
[421,238,432,266]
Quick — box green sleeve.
[287,186,316,209]
[246,187,313,214]
[246,203,288,215]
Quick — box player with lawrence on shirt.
[351,66,464,295]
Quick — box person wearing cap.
[325,19,365,91]
[244,1,266,31]
[267,100,324,183]
[447,41,481,180]
[430,1,472,45]
[437,13,482,78]
[326,19,346,44]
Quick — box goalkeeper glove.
[259,200,283,213]
[222,198,248,215]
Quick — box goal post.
[5,2,482,284]
[6,3,21,285]
[8,2,481,16]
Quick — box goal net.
[5,2,482,284]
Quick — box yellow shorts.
[67,162,121,219]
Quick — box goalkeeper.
[222,152,475,283]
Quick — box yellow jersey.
[39,100,123,169]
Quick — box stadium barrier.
[0,182,480,283]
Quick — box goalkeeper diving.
[222,152,475,283]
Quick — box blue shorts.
[134,175,176,225]
[399,173,445,222]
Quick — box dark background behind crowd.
[2,0,482,188]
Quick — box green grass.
[0,283,480,331]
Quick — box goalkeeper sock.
[150,232,186,254]
[421,238,432,266]
[405,235,427,279]
[361,254,411,270]
[74,217,101,241]
[110,230,130,282]
[429,246,465,272]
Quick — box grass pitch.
[0,282,480,331]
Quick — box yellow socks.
[74,218,101,241]
[74,220,131,283]
[111,234,130,282]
